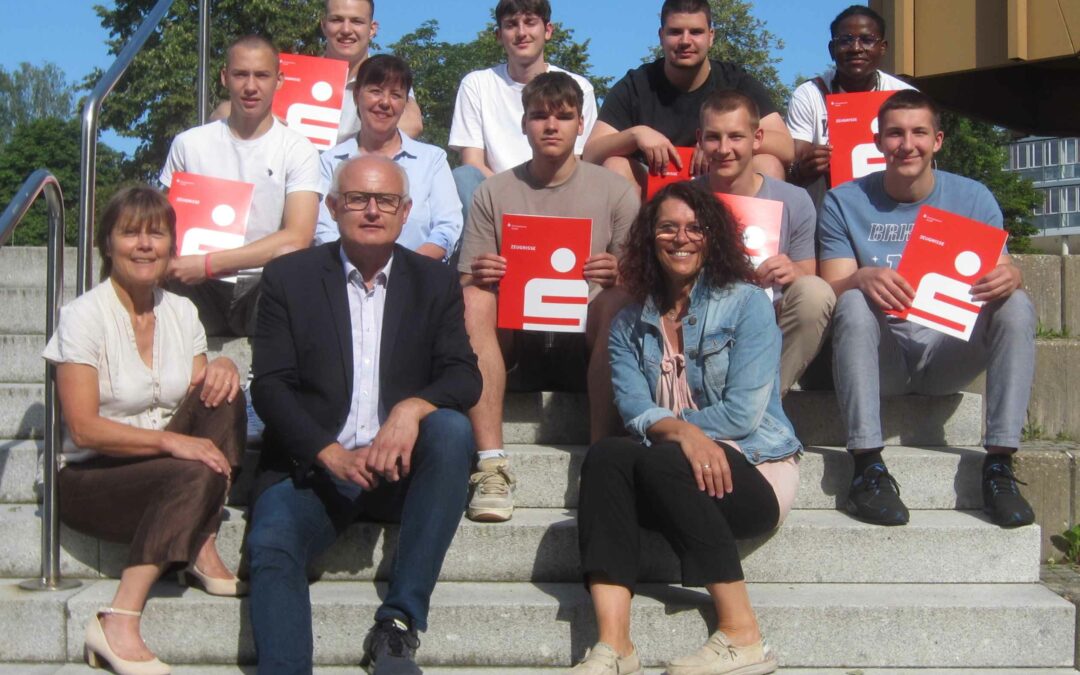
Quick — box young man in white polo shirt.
[161,34,321,338]
[448,0,598,219]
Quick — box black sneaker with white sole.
[360,618,421,675]
[846,463,909,526]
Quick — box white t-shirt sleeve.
[579,81,598,155]
[159,133,188,188]
[786,82,820,144]
[181,296,209,357]
[284,135,322,195]
[448,72,485,151]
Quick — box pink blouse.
[657,322,798,524]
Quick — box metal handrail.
[78,0,210,295]
[0,170,80,592]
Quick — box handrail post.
[197,0,211,124]
[0,171,82,593]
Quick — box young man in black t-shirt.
[583,0,793,194]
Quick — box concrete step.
[0,505,1040,584]
[0,246,86,289]
[0,380,985,447]
[0,288,72,335]
[0,441,990,511]
[0,440,989,511]
[0,579,1062,667]
[3,667,1078,675]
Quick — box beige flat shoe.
[84,607,171,675]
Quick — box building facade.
[1005,136,1080,253]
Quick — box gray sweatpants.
[831,288,1036,450]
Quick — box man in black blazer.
[246,154,481,675]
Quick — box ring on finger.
[702,463,712,471]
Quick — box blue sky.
[1,0,852,155]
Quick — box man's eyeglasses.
[831,34,883,50]
[654,223,705,240]
[340,191,405,214]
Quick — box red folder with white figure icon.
[887,205,1007,341]
[498,214,593,333]
[645,147,697,200]
[168,172,253,260]
[827,90,898,186]
[716,193,783,300]
[272,53,349,151]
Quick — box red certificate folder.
[497,214,593,333]
[272,53,349,151]
[645,147,696,200]
[167,172,253,258]
[888,205,1007,341]
[716,193,783,300]
[827,90,898,186]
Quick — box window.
[1033,142,1045,167]
[1048,140,1061,166]
[1065,187,1079,214]
[1065,139,1078,165]
[1048,187,1062,214]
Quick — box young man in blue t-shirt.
[818,90,1035,528]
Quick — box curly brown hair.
[620,182,757,311]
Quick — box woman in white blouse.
[44,185,246,675]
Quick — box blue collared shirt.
[335,246,392,451]
[315,132,463,256]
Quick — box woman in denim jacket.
[572,183,801,675]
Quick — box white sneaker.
[570,642,643,675]
[467,457,516,522]
[665,631,776,675]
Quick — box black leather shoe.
[983,462,1035,528]
[360,617,421,675]
[846,463,909,525]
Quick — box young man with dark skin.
[694,90,835,396]
[584,0,793,193]
[212,0,423,143]
[457,73,638,523]
[786,5,914,198]
[161,35,321,337]
[818,90,1036,528]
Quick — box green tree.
[391,18,611,154]
[0,62,77,146]
[89,0,324,181]
[935,112,1041,252]
[0,118,127,246]
[646,0,789,111]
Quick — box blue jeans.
[831,288,1036,450]
[247,409,474,674]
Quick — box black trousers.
[578,437,779,589]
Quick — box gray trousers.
[831,288,1036,450]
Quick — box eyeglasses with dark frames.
[340,191,404,214]
[831,33,883,50]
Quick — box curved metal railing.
[0,170,79,591]
[78,0,210,294]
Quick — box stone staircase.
[0,246,1076,673]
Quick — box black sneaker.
[360,617,421,675]
[983,463,1035,528]
[846,463,909,525]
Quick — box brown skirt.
[58,385,245,568]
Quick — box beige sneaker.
[467,457,516,522]
[665,631,776,675]
[570,642,644,675]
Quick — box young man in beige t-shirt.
[457,72,639,522]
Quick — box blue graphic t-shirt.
[818,170,1004,270]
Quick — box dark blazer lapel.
[322,243,353,396]
[380,246,410,388]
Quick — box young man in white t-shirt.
[448,0,598,218]
[212,0,423,145]
[785,4,914,198]
[161,35,321,337]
